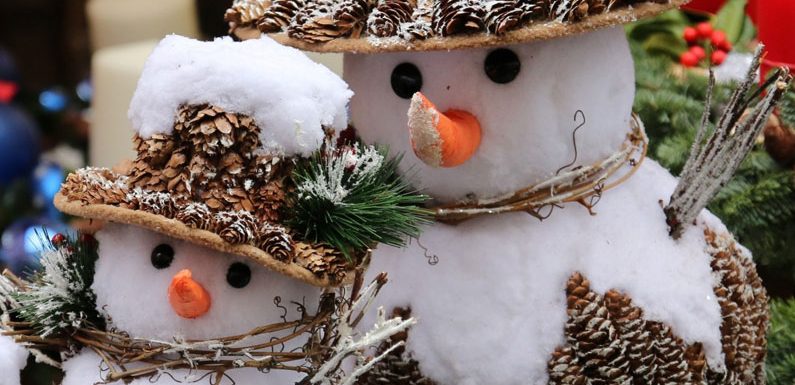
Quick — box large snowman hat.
[55,35,359,288]
[228,0,689,53]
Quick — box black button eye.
[227,262,251,289]
[391,63,423,99]
[151,244,174,270]
[484,49,521,84]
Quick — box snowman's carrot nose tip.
[408,92,481,168]
[168,269,211,319]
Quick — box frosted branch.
[664,46,793,239]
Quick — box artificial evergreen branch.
[0,232,104,338]
[664,47,793,239]
[767,299,795,385]
[288,142,431,259]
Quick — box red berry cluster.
[680,22,733,68]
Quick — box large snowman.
[232,0,770,384]
[0,35,376,385]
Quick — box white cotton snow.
[128,34,353,156]
[0,334,28,385]
[361,160,726,385]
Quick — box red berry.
[712,50,728,65]
[51,233,66,246]
[680,51,699,68]
[696,22,713,38]
[719,39,733,52]
[710,30,727,48]
[689,45,706,60]
[683,27,699,43]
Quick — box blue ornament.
[33,161,65,219]
[0,217,68,275]
[76,79,92,103]
[39,88,68,112]
[0,104,40,185]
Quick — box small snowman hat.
[227,0,689,53]
[55,35,359,288]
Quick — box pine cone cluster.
[128,104,286,223]
[236,0,656,43]
[60,168,129,206]
[355,307,436,385]
[705,230,768,384]
[548,272,709,384]
[288,0,375,43]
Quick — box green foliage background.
[627,4,795,383]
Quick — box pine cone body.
[432,0,485,36]
[368,0,415,37]
[258,0,306,32]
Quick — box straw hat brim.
[235,0,688,54]
[54,193,358,288]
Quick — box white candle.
[86,0,200,50]
[90,41,158,168]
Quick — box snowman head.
[93,223,317,339]
[345,27,635,201]
[234,0,685,202]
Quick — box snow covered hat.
[227,0,689,53]
[55,35,360,288]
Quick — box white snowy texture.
[93,224,320,341]
[345,27,635,202]
[297,144,385,204]
[128,35,353,156]
[0,334,28,385]
[361,160,726,385]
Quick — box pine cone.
[130,189,176,219]
[484,0,546,35]
[258,0,305,33]
[547,347,587,385]
[175,202,214,231]
[763,113,795,168]
[550,0,588,21]
[226,0,271,27]
[289,0,374,43]
[432,0,485,36]
[367,0,415,38]
[293,242,350,283]
[400,0,433,40]
[61,168,129,206]
[215,211,257,244]
[706,229,768,384]
[257,223,294,262]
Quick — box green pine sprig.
[768,299,795,385]
[287,142,431,260]
[7,232,104,337]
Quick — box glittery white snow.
[128,35,353,156]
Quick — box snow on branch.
[664,46,793,239]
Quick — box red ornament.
[51,233,66,247]
[680,51,700,68]
[696,22,713,39]
[712,50,728,66]
[757,0,795,80]
[0,81,18,104]
[683,27,699,44]
[710,30,727,48]
[689,46,707,60]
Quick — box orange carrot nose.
[407,92,482,168]
[168,269,211,319]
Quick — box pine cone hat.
[55,35,359,287]
[227,0,690,53]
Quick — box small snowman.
[1,35,421,385]
[233,1,778,384]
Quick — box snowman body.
[346,27,764,384]
[61,224,318,385]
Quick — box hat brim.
[54,193,359,288]
[235,0,688,54]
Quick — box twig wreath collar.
[430,114,648,224]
